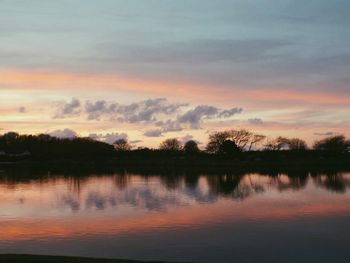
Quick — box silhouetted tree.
[206,131,230,153]
[248,134,266,151]
[313,135,350,153]
[287,138,308,151]
[264,137,289,151]
[219,140,240,155]
[227,129,254,150]
[3,132,19,140]
[206,129,267,153]
[113,139,132,151]
[264,137,308,151]
[184,140,200,154]
[159,138,182,151]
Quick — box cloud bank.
[54,98,243,136]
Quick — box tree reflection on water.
[0,167,349,213]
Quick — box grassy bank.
[0,254,189,263]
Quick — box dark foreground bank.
[0,255,189,263]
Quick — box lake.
[0,168,350,263]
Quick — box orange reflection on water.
[0,173,350,242]
[0,201,350,242]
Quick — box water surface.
[0,170,350,263]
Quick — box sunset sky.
[1,0,349,147]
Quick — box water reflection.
[1,171,350,214]
[0,169,350,262]
[312,172,350,193]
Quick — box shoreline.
[0,254,190,263]
[1,154,350,167]
[0,158,349,180]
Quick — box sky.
[0,0,349,147]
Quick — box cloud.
[18,106,26,113]
[178,105,219,129]
[179,134,194,144]
[120,98,187,123]
[85,100,110,120]
[2,0,350,102]
[88,132,128,144]
[56,98,187,124]
[314,132,334,136]
[48,128,78,139]
[107,39,291,65]
[53,98,243,134]
[143,129,163,137]
[179,135,202,145]
[54,98,81,118]
[130,140,143,144]
[178,105,242,129]
[218,108,243,118]
[126,99,167,123]
[156,120,183,132]
[155,106,241,133]
[248,118,264,125]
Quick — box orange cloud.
[247,89,350,105]
[0,69,208,100]
[1,69,349,107]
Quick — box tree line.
[115,129,350,155]
[0,130,349,161]
[0,132,114,159]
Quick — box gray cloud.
[85,100,110,120]
[179,134,194,144]
[178,105,219,129]
[314,132,334,136]
[155,106,242,132]
[1,0,350,100]
[54,98,242,134]
[54,98,81,118]
[218,108,244,118]
[178,106,242,129]
[48,128,78,139]
[65,98,188,124]
[277,0,350,25]
[111,39,291,64]
[18,106,26,113]
[92,36,350,97]
[248,118,264,125]
[89,132,128,144]
[125,98,179,123]
[143,129,163,138]
[179,134,201,145]
[130,140,143,144]
[156,120,183,132]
